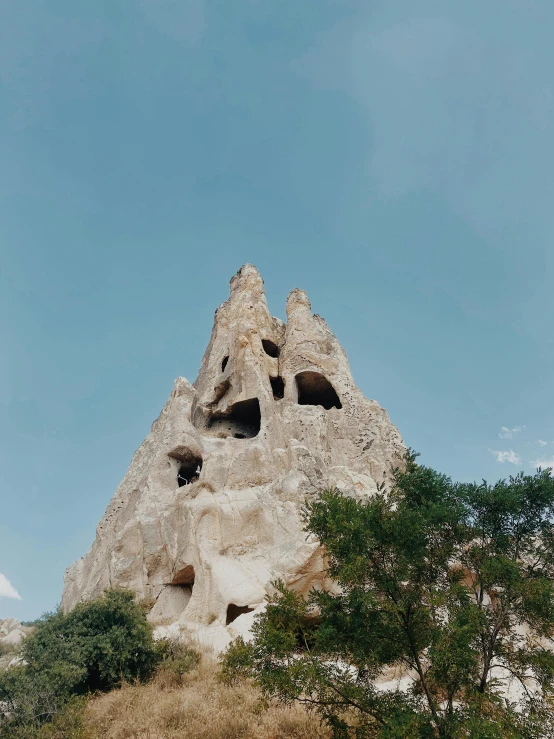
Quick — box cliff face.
[62,265,405,650]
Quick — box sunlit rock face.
[62,265,405,650]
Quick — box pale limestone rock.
[0,619,20,638]
[0,619,31,651]
[62,265,405,650]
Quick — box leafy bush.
[157,638,200,683]
[0,588,163,737]
[222,452,554,738]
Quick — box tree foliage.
[0,588,162,737]
[222,453,554,738]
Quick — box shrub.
[0,588,162,736]
[156,638,200,683]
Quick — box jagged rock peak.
[286,287,311,316]
[62,265,405,652]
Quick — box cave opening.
[207,397,261,439]
[170,564,195,586]
[270,376,285,400]
[148,565,196,624]
[221,355,229,372]
[226,603,254,625]
[176,456,203,487]
[295,371,342,410]
[165,566,195,616]
[262,339,280,358]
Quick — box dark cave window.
[270,376,285,400]
[226,603,254,625]
[221,355,229,372]
[176,456,203,487]
[207,397,261,439]
[295,371,342,410]
[262,339,280,358]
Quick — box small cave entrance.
[174,455,203,487]
[221,355,229,372]
[295,371,342,410]
[148,566,195,624]
[170,564,195,586]
[262,339,280,358]
[270,376,285,400]
[169,448,203,487]
[208,398,261,439]
[226,603,255,625]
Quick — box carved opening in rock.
[207,398,261,439]
[221,355,229,372]
[176,457,202,487]
[234,433,246,439]
[262,339,280,358]
[147,584,192,625]
[270,375,285,400]
[226,603,254,625]
[170,564,195,586]
[155,565,196,619]
[295,371,342,410]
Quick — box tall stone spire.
[62,265,405,650]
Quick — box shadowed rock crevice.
[262,339,280,358]
[226,603,254,625]
[170,565,195,586]
[212,378,231,404]
[296,371,342,410]
[221,355,229,372]
[270,376,285,400]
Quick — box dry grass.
[84,654,330,739]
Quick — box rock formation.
[0,619,33,670]
[0,619,28,650]
[62,265,405,650]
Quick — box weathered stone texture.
[62,265,405,650]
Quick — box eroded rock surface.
[62,265,405,650]
[0,619,31,652]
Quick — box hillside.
[84,654,329,739]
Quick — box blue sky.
[2,0,554,620]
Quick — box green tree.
[0,588,162,736]
[222,453,554,738]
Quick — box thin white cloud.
[489,449,521,464]
[0,573,22,600]
[498,425,525,439]
[530,455,554,469]
[538,440,548,447]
